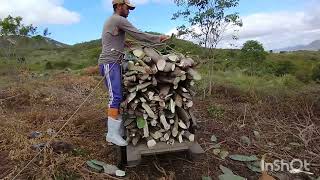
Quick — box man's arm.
[119,17,168,43]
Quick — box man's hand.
[160,35,170,42]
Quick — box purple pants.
[99,63,123,109]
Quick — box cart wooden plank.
[125,141,204,167]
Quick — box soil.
[0,72,319,180]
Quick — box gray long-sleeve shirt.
[98,14,161,64]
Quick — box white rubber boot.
[106,117,128,146]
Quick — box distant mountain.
[275,40,320,52]
[0,35,69,49]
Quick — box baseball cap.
[112,0,136,10]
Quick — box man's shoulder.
[108,14,126,23]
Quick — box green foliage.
[246,60,297,77]
[272,60,296,76]
[0,15,37,36]
[238,40,268,75]
[43,27,51,37]
[1,23,319,101]
[240,40,267,62]
[295,70,311,83]
[207,105,225,118]
[45,62,53,70]
[0,15,21,35]
[144,31,162,35]
[136,117,146,129]
[198,69,306,97]
[54,169,80,180]
[312,64,320,82]
[19,24,37,36]
[52,60,73,69]
[32,35,45,41]
[172,0,242,48]
[87,47,102,63]
[72,148,89,157]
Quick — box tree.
[172,0,242,49]
[43,27,51,37]
[19,24,37,36]
[0,15,39,61]
[241,40,267,62]
[240,40,267,75]
[0,15,37,37]
[172,0,242,97]
[0,15,19,35]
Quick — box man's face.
[119,4,130,18]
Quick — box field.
[0,37,320,179]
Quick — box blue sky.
[46,0,305,44]
[1,0,319,49]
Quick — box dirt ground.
[0,71,319,180]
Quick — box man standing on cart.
[98,0,169,146]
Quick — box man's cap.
[112,0,135,10]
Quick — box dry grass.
[1,70,319,179]
[0,71,111,179]
[195,87,320,177]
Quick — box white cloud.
[167,1,320,50]
[166,28,178,36]
[0,0,80,25]
[226,8,320,50]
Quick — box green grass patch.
[197,69,313,97]
[207,105,225,118]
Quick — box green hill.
[0,35,69,49]
[1,34,320,88]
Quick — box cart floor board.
[124,141,204,167]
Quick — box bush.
[258,61,277,75]
[53,61,72,69]
[310,57,318,61]
[87,47,102,65]
[240,40,267,62]
[273,61,296,76]
[273,74,302,89]
[45,62,53,69]
[32,35,44,41]
[238,40,268,76]
[295,70,311,83]
[74,63,88,70]
[311,64,320,82]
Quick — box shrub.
[87,47,102,65]
[310,57,317,61]
[32,35,44,41]
[45,62,53,69]
[273,61,296,76]
[240,40,267,62]
[311,64,320,82]
[274,74,302,88]
[295,70,311,83]
[52,60,73,69]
